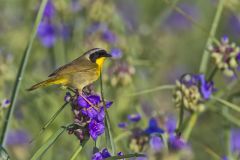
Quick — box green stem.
[0,0,49,147]
[69,146,83,160]
[69,140,87,160]
[105,153,146,160]
[100,72,115,154]
[199,0,225,74]
[127,85,174,96]
[183,112,198,141]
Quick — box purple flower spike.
[150,136,164,152]
[145,118,164,135]
[110,48,123,59]
[89,119,105,141]
[128,113,141,122]
[37,21,56,48]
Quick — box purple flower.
[82,107,98,119]
[6,130,30,145]
[101,29,117,44]
[110,48,122,59]
[149,135,164,152]
[77,95,101,108]
[180,74,215,100]
[118,122,128,128]
[37,21,56,48]
[101,148,111,158]
[1,99,10,108]
[144,118,164,135]
[89,119,105,141]
[168,134,187,150]
[230,128,240,154]
[97,107,105,121]
[199,74,215,99]
[105,101,113,108]
[92,152,103,160]
[128,113,141,122]
[43,0,55,19]
[92,148,111,160]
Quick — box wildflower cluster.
[92,148,124,160]
[65,92,112,143]
[173,74,215,112]
[118,113,189,157]
[210,36,240,77]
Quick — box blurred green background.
[0,0,240,159]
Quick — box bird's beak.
[104,53,112,58]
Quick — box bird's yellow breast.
[96,57,106,68]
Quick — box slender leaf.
[222,110,240,127]
[213,96,240,113]
[30,102,69,143]
[127,85,175,96]
[105,153,146,160]
[199,0,225,73]
[30,127,65,160]
[0,147,10,160]
[0,0,49,146]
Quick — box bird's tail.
[27,77,68,91]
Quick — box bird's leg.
[78,91,98,110]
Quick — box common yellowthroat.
[28,48,111,93]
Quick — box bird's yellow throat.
[96,57,106,68]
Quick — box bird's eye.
[89,53,99,63]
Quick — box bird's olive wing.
[48,57,97,77]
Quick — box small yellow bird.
[28,48,112,95]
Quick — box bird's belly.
[68,70,99,90]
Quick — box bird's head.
[85,48,112,67]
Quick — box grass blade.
[30,102,69,143]
[127,85,175,96]
[105,153,146,160]
[30,127,65,160]
[0,0,49,147]
[100,72,116,154]
[212,96,240,113]
[199,0,225,73]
